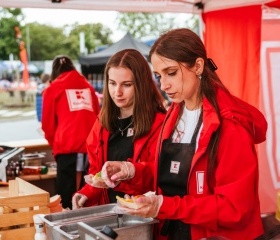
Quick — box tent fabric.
[266,0,280,8]
[0,0,278,14]
[202,5,262,108]
[79,32,150,66]
[259,18,280,213]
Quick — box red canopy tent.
[202,1,280,213]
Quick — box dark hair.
[50,55,76,81]
[100,49,166,140]
[150,28,229,191]
[40,73,50,84]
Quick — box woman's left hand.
[114,194,163,218]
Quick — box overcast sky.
[21,8,124,41]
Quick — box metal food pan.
[75,225,115,240]
[53,214,158,240]
[42,203,117,240]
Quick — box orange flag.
[14,26,29,86]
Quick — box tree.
[0,8,114,61]
[116,12,198,40]
[20,22,113,61]
[67,22,113,56]
[116,12,174,39]
[0,8,25,60]
[23,23,67,60]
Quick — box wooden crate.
[0,177,50,240]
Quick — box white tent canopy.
[0,0,276,13]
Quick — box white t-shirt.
[172,107,202,148]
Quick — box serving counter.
[0,138,57,196]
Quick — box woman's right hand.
[101,161,135,188]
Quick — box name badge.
[127,128,134,137]
[170,161,180,174]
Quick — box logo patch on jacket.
[170,161,180,174]
[196,171,204,194]
[66,88,93,111]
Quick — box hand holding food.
[114,192,163,218]
[116,195,146,210]
[84,172,109,188]
[101,161,135,188]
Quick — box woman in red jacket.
[72,49,166,208]
[42,55,100,209]
[107,29,267,240]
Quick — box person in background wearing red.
[105,29,267,240]
[42,55,100,209]
[72,49,166,209]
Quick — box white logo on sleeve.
[196,171,204,194]
[66,88,93,112]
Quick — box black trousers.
[56,153,77,209]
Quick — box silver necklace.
[119,121,133,136]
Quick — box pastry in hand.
[116,195,145,210]
[84,172,108,188]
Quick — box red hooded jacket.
[155,88,267,240]
[42,70,100,156]
[77,112,166,206]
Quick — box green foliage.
[0,8,197,61]
[0,8,24,60]
[0,8,113,61]
[116,12,198,40]
[116,12,174,39]
[22,22,113,61]
[22,23,66,60]
[67,22,113,55]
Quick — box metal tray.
[42,203,117,240]
[53,214,158,240]
[76,225,115,240]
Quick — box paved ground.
[0,108,36,117]
[0,90,37,122]
[0,107,36,122]
[0,91,44,142]
[0,118,43,142]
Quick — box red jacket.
[77,112,166,206]
[42,70,100,156]
[155,88,267,240]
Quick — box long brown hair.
[100,49,166,141]
[150,28,229,191]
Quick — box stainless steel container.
[0,145,25,182]
[21,152,45,166]
[76,225,115,240]
[42,203,117,240]
[53,214,158,240]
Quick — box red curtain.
[202,5,262,108]
[266,0,280,8]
